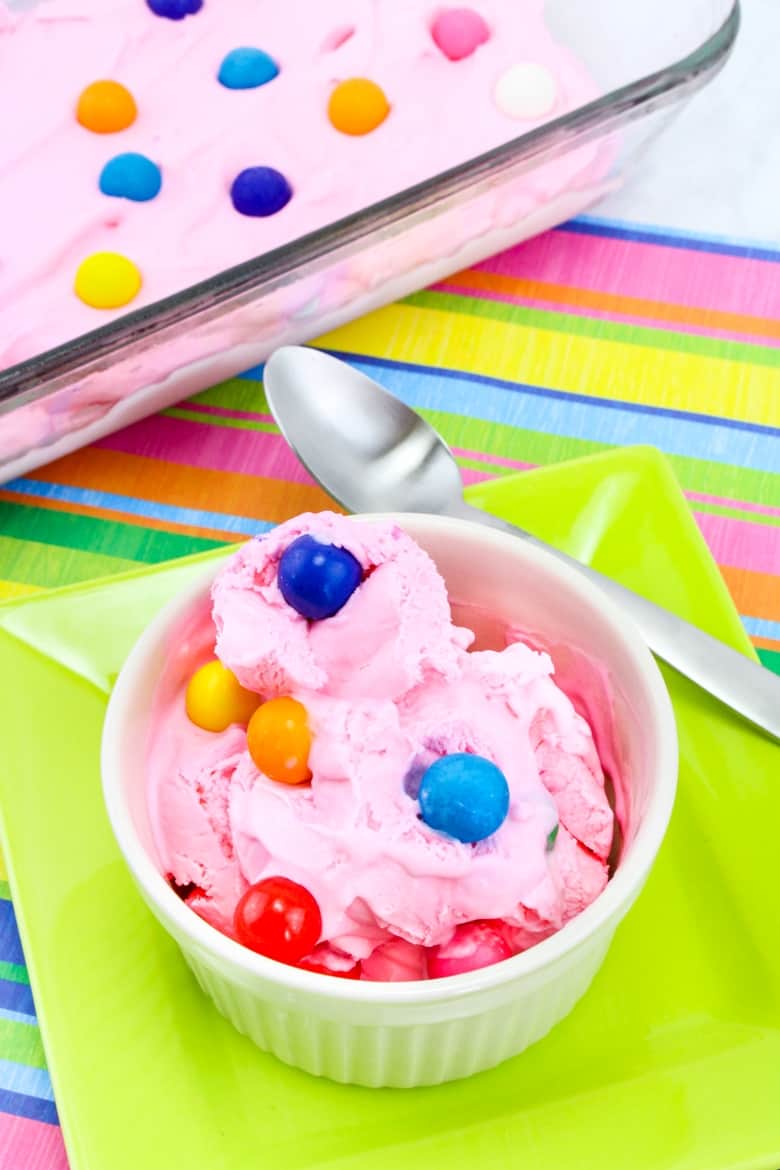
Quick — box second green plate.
[1,445,779,1170]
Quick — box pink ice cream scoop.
[147,512,616,980]
[212,511,473,699]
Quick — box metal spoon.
[264,345,780,742]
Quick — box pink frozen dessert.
[1,0,605,368]
[147,512,616,981]
[1,0,614,481]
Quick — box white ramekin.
[101,514,678,1088]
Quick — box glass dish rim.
[0,0,740,406]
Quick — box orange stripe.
[719,565,780,623]
[449,269,780,340]
[32,447,339,522]
[751,635,780,653]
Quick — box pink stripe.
[0,1115,69,1170]
[452,446,533,472]
[96,416,316,485]
[98,417,536,485]
[96,419,780,575]
[456,459,777,524]
[474,231,780,321]
[460,471,780,571]
[461,467,496,486]
[437,282,780,347]
[694,511,780,576]
[686,491,780,520]
[176,402,275,424]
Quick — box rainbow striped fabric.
[0,212,779,1168]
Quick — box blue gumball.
[218,48,280,90]
[146,0,202,18]
[230,166,292,217]
[99,153,162,202]
[278,535,363,620]
[418,754,510,844]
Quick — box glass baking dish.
[0,0,739,482]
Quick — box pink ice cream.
[147,512,615,980]
[1,0,616,484]
[211,512,472,701]
[0,0,604,368]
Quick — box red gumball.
[234,876,322,964]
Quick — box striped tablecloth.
[0,211,779,1167]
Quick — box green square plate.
[1,445,779,1170]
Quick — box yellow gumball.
[185,661,261,732]
[74,252,142,309]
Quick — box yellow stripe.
[0,579,43,602]
[0,849,6,883]
[316,304,780,428]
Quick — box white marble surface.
[599,0,779,242]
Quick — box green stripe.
[0,879,9,900]
[405,290,780,371]
[691,500,780,529]
[188,378,269,414]
[165,407,276,435]
[665,456,780,512]
[419,409,780,511]
[0,1017,46,1069]
[0,535,140,589]
[218,376,780,510]
[457,456,519,479]
[757,648,780,675]
[428,408,611,467]
[0,503,223,564]
[0,960,30,987]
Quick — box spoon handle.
[454,501,780,743]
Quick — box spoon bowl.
[265,346,464,515]
[264,345,780,742]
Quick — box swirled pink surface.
[146,514,615,980]
[0,0,602,367]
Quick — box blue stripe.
[0,901,26,968]
[565,215,780,264]
[243,351,780,442]
[0,1059,54,1102]
[742,615,780,642]
[257,353,780,477]
[7,479,274,538]
[0,1007,37,1026]
[0,977,35,1018]
[0,1086,58,1126]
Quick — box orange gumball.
[247,697,312,785]
[77,80,137,133]
[327,78,390,136]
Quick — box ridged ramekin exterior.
[102,514,677,1089]
[178,924,616,1087]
